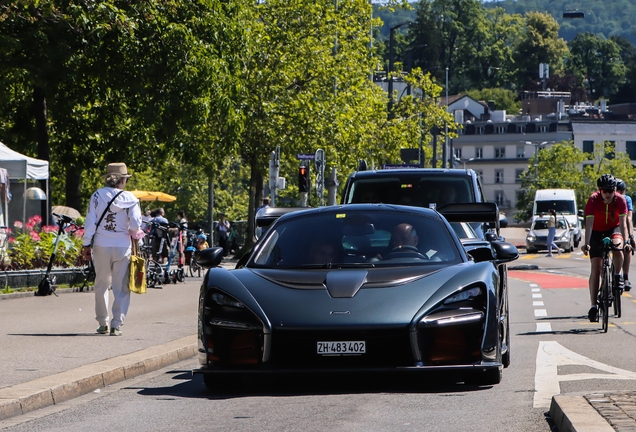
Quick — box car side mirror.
[485,232,498,242]
[525,228,530,232]
[197,247,225,268]
[492,241,519,264]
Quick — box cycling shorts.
[589,226,622,259]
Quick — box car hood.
[206,263,496,330]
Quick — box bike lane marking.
[533,341,636,408]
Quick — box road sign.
[296,153,315,160]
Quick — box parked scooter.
[36,213,77,297]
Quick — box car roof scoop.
[325,270,367,298]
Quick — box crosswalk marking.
[532,293,542,298]
[533,301,544,306]
[534,309,547,317]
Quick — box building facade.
[447,94,636,220]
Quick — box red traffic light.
[298,166,309,193]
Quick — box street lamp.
[454,156,475,170]
[522,141,553,181]
[388,21,412,114]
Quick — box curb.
[0,334,197,421]
[0,286,94,301]
[550,395,615,432]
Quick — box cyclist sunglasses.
[601,188,615,194]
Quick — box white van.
[532,189,581,247]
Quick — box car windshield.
[250,209,462,269]
[346,175,474,208]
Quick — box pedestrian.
[176,210,188,267]
[546,209,560,257]
[151,207,169,263]
[616,179,634,291]
[81,162,143,336]
[216,212,231,256]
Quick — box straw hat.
[104,162,132,178]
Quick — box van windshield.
[535,200,576,215]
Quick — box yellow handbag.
[129,238,147,294]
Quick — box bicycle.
[187,246,201,277]
[598,237,624,332]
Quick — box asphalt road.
[3,239,636,431]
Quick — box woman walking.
[82,163,143,336]
[546,209,560,257]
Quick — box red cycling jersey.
[584,191,628,232]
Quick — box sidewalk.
[0,258,237,422]
[551,392,636,432]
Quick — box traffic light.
[298,166,309,193]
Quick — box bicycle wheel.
[600,270,610,333]
[190,259,201,277]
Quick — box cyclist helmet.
[597,174,617,190]
[197,234,207,241]
[616,178,627,192]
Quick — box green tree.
[465,88,521,114]
[512,11,568,91]
[567,33,626,100]
[515,142,587,222]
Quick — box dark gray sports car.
[194,204,518,389]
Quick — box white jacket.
[82,187,142,247]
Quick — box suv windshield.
[345,175,475,208]
[250,209,462,269]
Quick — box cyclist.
[582,174,631,322]
[616,179,635,291]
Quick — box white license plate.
[317,341,366,355]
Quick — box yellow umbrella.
[130,190,177,202]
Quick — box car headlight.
[212,293,245,309]
[526,235,536,241]
[443,287,482,305]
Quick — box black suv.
[341,168,493,236]
[341,167,513,368]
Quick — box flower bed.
[2,216,86,270]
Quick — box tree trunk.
[65,166,82,212]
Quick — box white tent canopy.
[0,141,49,180]
[0,142,50,226]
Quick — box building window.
[515,169,524,183]
[627,141,636,160]
[495,191,505,206]
[495,169,504,184]
[476,170,483,182]
[495,147,506,158]
[516,146,525,158]
[605,141,615,160]
[454,147,462,159]
[583,140,594,154]
[475,148,483,159]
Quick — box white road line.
[533,301,544,306]
[532,293,542,298]
[530,283,539,287]
[536,322,552,332]
[532,288,540,292]
[534,341,636,408]
[534,309,547,317]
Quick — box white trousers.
[93,245,131,329]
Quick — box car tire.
[502,316,511,368]
[527,248,537,254]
